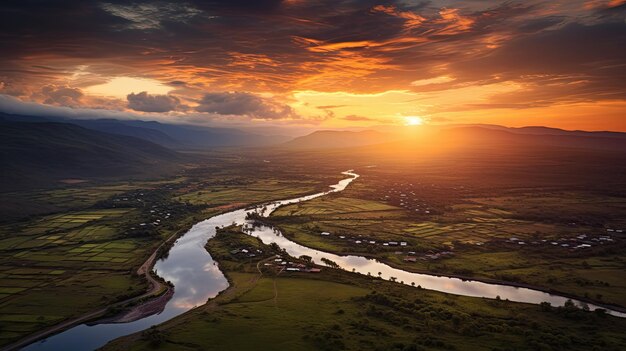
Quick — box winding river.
[22,171,625,350]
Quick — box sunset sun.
[404,116,424,126]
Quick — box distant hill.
[281,125,626,153]
[0,113,289,149]
[0,120,180,191]
[439,126,626,151]
[281,130,395,149]
[466,124,626,140]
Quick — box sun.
[404,116,424,126]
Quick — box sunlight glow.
[85,77,171,98]
[404,116,424,126]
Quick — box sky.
[0,0,625,131]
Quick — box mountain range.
[2,111,625,192]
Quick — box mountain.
[465,124,626,140]
[439,126,626,151]
[281,130,395,149]
[0,120,180,191]
[280,125,626,153]
[0,113,289,149]
[66,119,181,148]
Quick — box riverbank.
[274,229,626,314]
[7,176,345,351]
[101,225,626,351]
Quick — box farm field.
[0,208,153,346]
[268,169,626,308]
[103,226,626,351]
[0,156,341,347]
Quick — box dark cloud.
[191,0,284,12]
[196,92,296,119]
[127,92,181,112]
[517,16,565,33]
[39,85,83,106]
[0,0,624,121]
[451,22,626,103]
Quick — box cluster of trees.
[321,257,340,269]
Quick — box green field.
[268,173,626,308]
[103,227,626,351]
[0,157,344,347]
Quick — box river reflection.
[22,170,624,351]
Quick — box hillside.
[281,130,394,149]
[0,120,180,191]
[0,113,288,149]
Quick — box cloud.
[39,85,84,106]
[316,105,349,109]
[196,92,296,119]
[127,92,182,112]
[411,76,455,87]
[450,22,626,104]
[0,0,625,129]
[100,2,203,30]
[343,115,375,121]
[0,93,148,120]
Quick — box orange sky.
[0,0,625,131]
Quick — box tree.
[142,326,167,347]
[299,255,312,264]
[321,257,340,269]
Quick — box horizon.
[1,0,625,132]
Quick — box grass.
[102,226,626,351]
[267,174,626,308]
[0,161,339,347]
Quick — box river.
[22,170,625,350]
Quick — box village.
[96,187,197,238]
[497,229,621,251]
[374,180,465,216]
[229,245,322,273]
[318,230,455,262]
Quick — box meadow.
[267,163,626,309]
[0,154,342,347]
[103,226,626,351]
